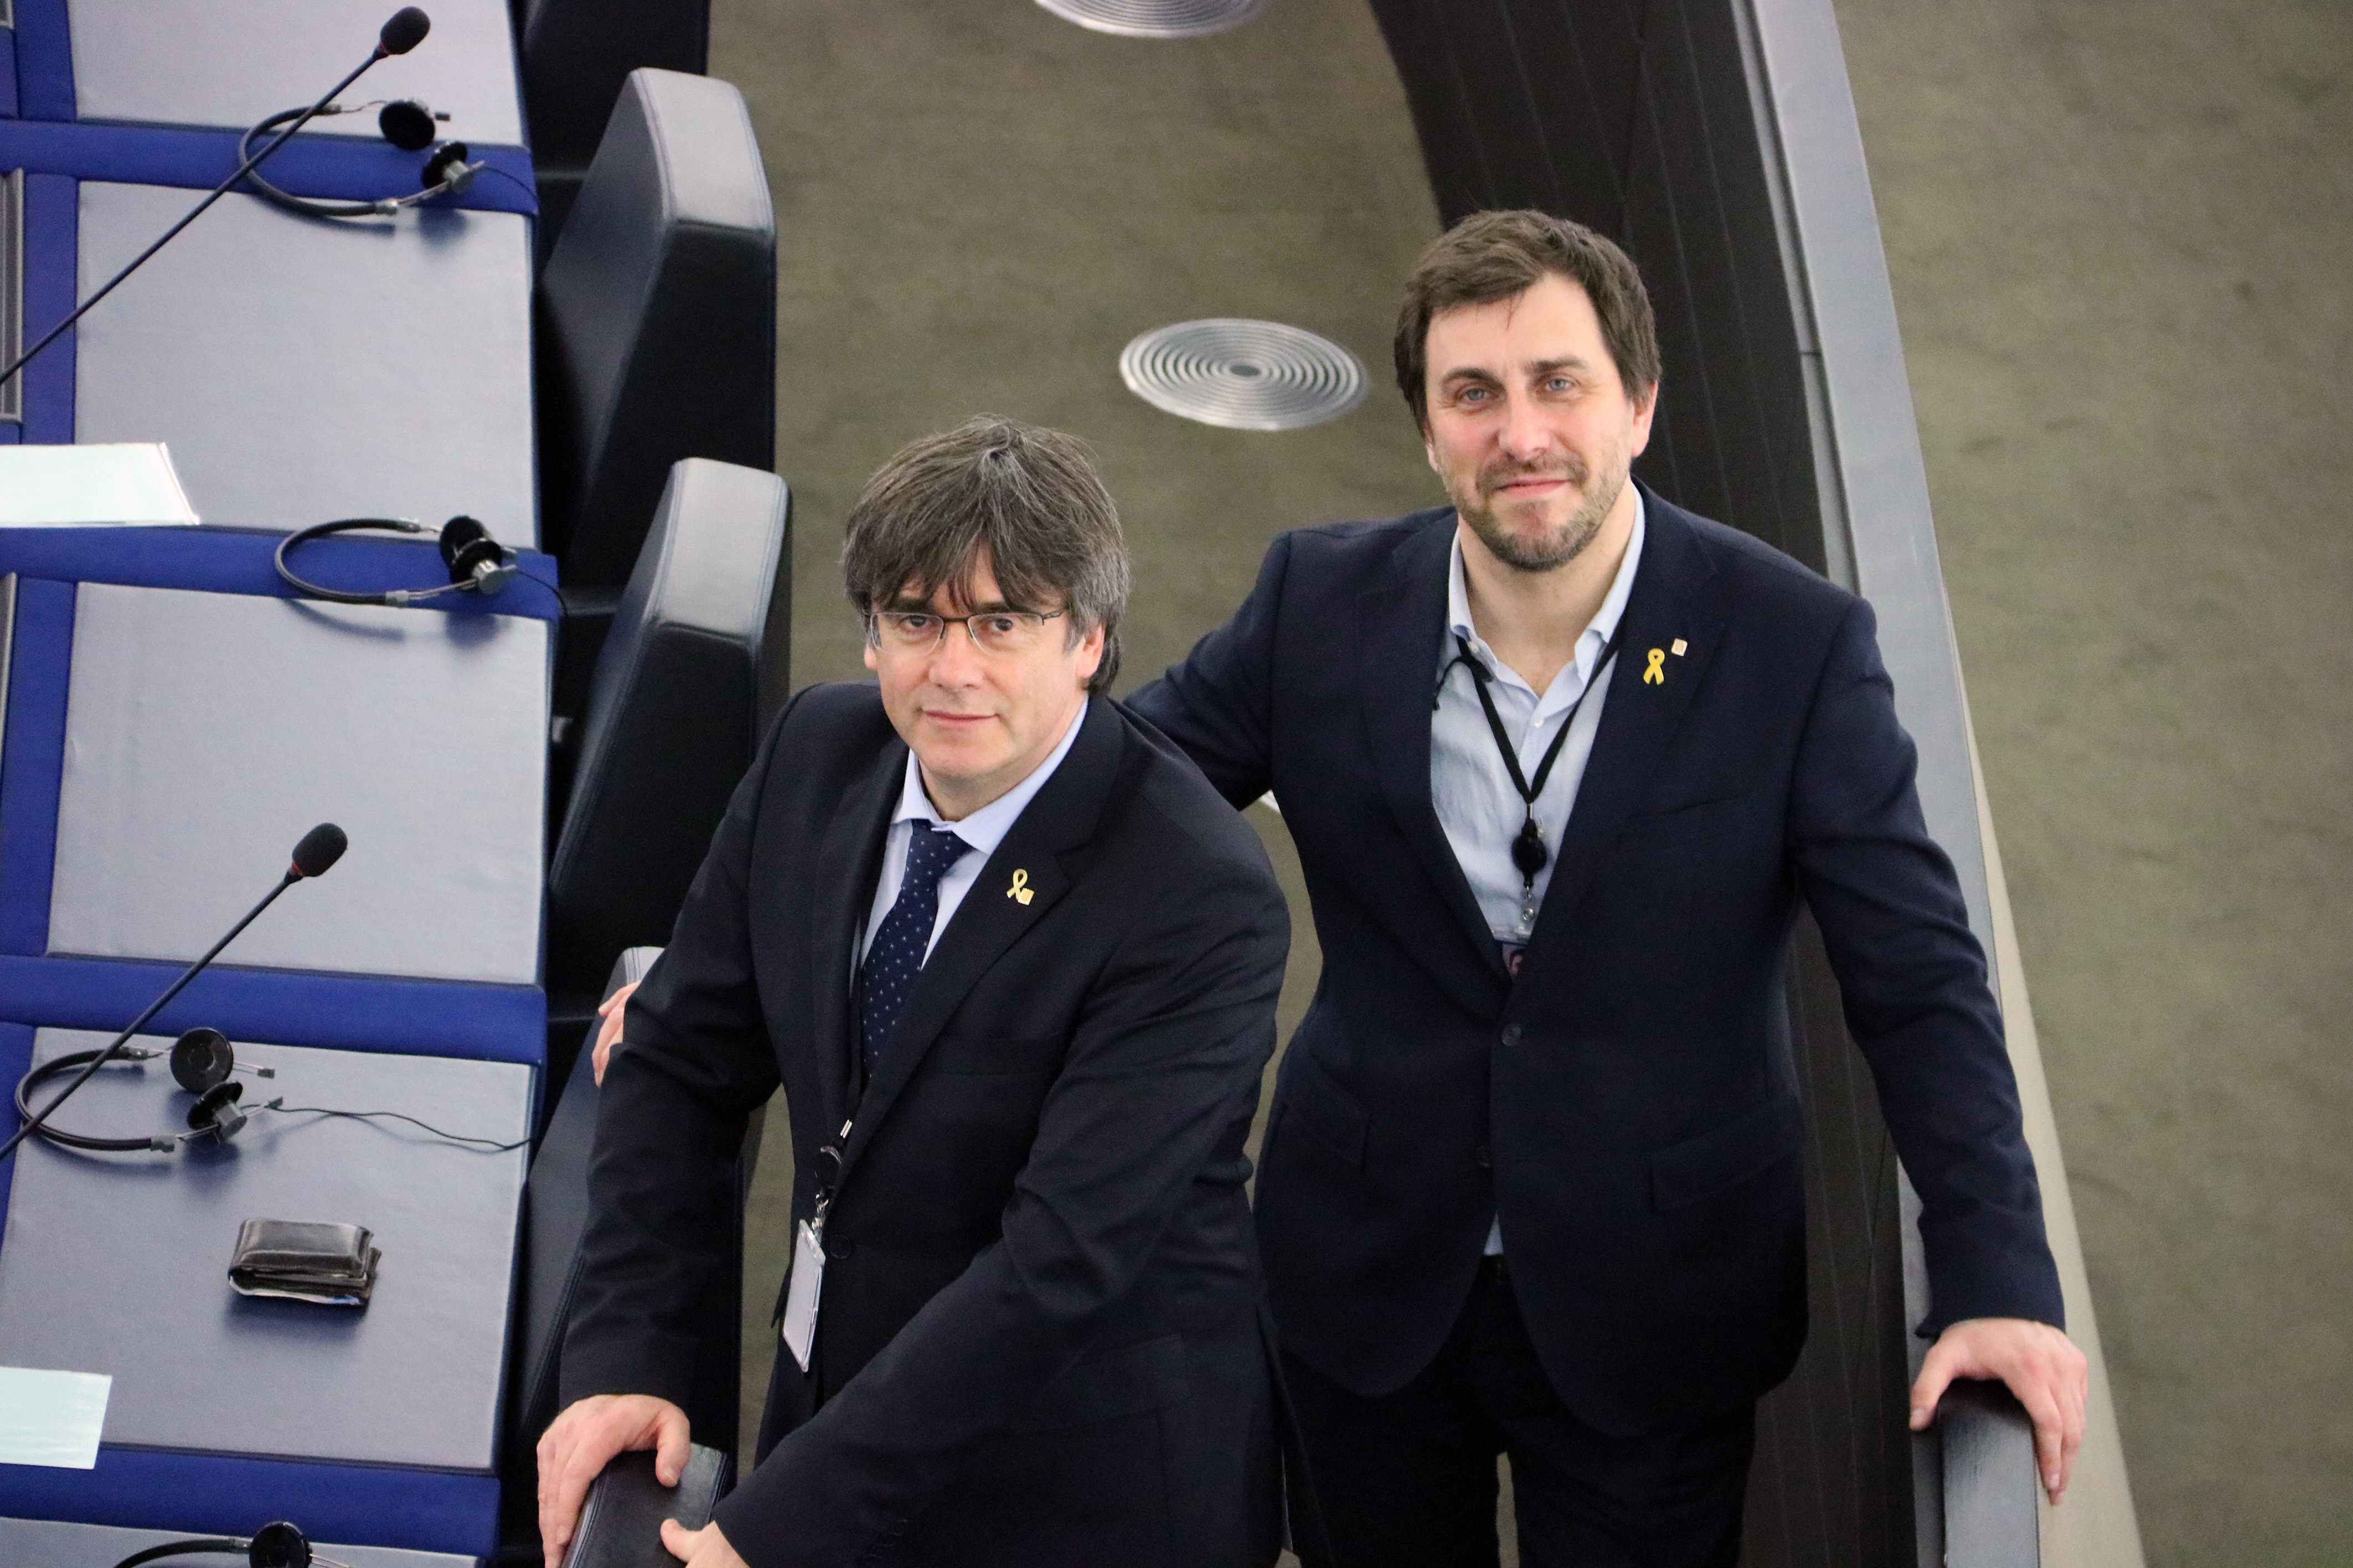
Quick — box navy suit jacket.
[1128,488,2063,1436]
[561,686,1289,1567]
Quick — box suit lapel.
[809,741,902,1136]
[835,697,1120,1181]
[1527,495,1727,949]
[1357,522,1506,977]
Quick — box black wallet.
[227,1218,381,1307]
[565,1445,729,1568]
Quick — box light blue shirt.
[1432,498,1646,1258]
[857,697,1091,973]
[1431,492,1647,945]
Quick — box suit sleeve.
[710,848,1289,1567]
[1789,597,2065,1334]
[556,692,798,1412]
[1124,531,1293,808]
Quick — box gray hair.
[842,416,1132,693]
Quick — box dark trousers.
[1286,1257,1755,1568]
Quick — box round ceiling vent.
[1118,319,1368,432]
[1035,0,1266,40]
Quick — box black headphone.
[111,1520,346,1568]
[12,1026,530,1157]
[275,515,516,606]
[14,1028,277,1155]
[239,99,484,219]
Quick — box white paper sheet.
[0,443,201,525]
[0,1367,111,1467]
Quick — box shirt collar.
[1444,486,1648,690]
[890,695,1092,856]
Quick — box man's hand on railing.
[1910,1316,2088,1504]
[536,1391,689,1568]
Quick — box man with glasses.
[538,417,1291,1568]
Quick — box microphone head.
[291,823,349,879]
[380,7,431,55]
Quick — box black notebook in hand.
[564,1444,729,1568]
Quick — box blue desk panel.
[7,0,523,147]
[0,1030,529,1556]
[0,528,557,1069]
[67,0,525,146]
[69,183,538,542]
[51,582,549,984]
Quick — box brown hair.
[1393,210,1661,428]
[842,416,1131,693]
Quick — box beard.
[1453,449,1629,574]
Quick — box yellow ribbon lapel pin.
[1006,869,1034,905]
[1643,648,1666,685]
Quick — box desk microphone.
[0,824,349,1163]
[0,9,434,395]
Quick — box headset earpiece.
[420,142,478,195]
[188,1081,251,1144]
[247,1522,317,1568]
[375,99,440,151]
[437,515,514,592]
[171,1027,235,1093]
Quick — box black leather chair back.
[537,69,776,586]
[546,458,789,1006]
[518,0,710,249]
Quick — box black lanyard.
[1444,630,1623,894]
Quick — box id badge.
[781,1219,825,1372]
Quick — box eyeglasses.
[868,607,1069,655]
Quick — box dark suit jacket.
[1128,488,2064,1437]
[560,686,1290,1568]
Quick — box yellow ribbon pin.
[1007,869,1034,905]
[1643,648,1666,685]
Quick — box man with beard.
[1125,210,2087,1566]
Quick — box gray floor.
[1839,3,2352,1562]
[709,1,2350,1562]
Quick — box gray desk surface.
[49,583,548,986]
[0,1032,529,1471]
[73,184,536,546]
[0,1515,473,1567]
[68,0,525,147]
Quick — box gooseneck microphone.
[0,9,434,394]
[0,824,350,1163]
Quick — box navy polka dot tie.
[858,821,971,1073]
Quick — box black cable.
[111,1540,247,1568]
[472,162,540,205]
[270,1104,529,1151]
[273,518,465,605]
[0,42,401,394]
[238,106,413,220]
